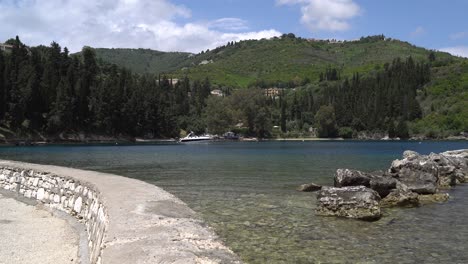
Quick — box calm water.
[1,141,468,263]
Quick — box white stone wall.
[0,166,108,264]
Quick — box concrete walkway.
[0,192,79,264]
[0,160,241,263]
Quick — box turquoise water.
[1,141,468,263]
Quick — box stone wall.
[0,160,241,264]
[0,166,107,264]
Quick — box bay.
[1,141,468,263]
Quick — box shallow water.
[1,141,468,263]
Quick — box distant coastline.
[1,135,466,147]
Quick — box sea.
[1,140,467,263]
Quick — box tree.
[203,96,233,135]
[428,51,436,62]
[387,120,396,138]
[0,50,4,120]
[78,47,98,126]
[280,96,287,133]
[396,119,409,139]
[314,105,338,138]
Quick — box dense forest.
[0,36,465,141]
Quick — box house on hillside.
[211,89,223,97]
[0,43,13,52]
[264,87,281,98]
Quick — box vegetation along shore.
[1,34,467,144]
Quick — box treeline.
[272,57,430,138]
[0,37,433,139]
[0,37,214,138]
[0,37,280,139]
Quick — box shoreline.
[1,137,466,147]
[0,160,241,264]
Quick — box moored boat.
[179,132,214,142]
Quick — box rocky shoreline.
[299,149,468,221]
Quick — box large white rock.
[75,185,83,194]
[36,188,45,200]
[24,190,32,198]
[53,194,60,203]
[68,196,75,208]
[32,178,39,187]
[74,196,83,213]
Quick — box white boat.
[179,132,214,142]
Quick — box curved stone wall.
[0,160,240,264]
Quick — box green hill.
[173,35,458,88]
[88,48,192,75]
[84,35,459,88]
[80,35,467,138]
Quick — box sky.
[0,0,467,57]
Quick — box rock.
[316,186,381,221]
[369,177,398,198]
[428,153,457,188]
[419,193,450,204]
[32,177,39,187]
[36,188,45,200]
[24,190,32,198]
[390,154,439,194]
[74,196,83,213]
[441,149,468,184]
[334,169,372,188]
[297,183,322,192]
[380,184,420,208]
[403,150,420,159]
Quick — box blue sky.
[0,0,467,56]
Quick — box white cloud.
[0,0,281,53]
[449,32,468,40]
[207,18,249,31]
[410,26,425,38]
[439,46,468,58]
[276,0,361,31]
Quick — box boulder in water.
[380,183,420,208]
[334,169,372,188]
[369,176,398,198]
[390,155,438,194]
[316,186,381,221]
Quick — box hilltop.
[88,34,459,88]
[80,48,192,75]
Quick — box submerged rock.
[380,183,419,208]
[297,183,322,192]
[316,186,381,221]
[419,193,450,204]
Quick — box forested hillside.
[0,35,467,142]
[179,34,456,88]
[86,48,192,75]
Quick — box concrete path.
[0,192,79,264]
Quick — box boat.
[179,131,214,142]
[223,131,239,140]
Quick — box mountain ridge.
[83,35,461,88]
